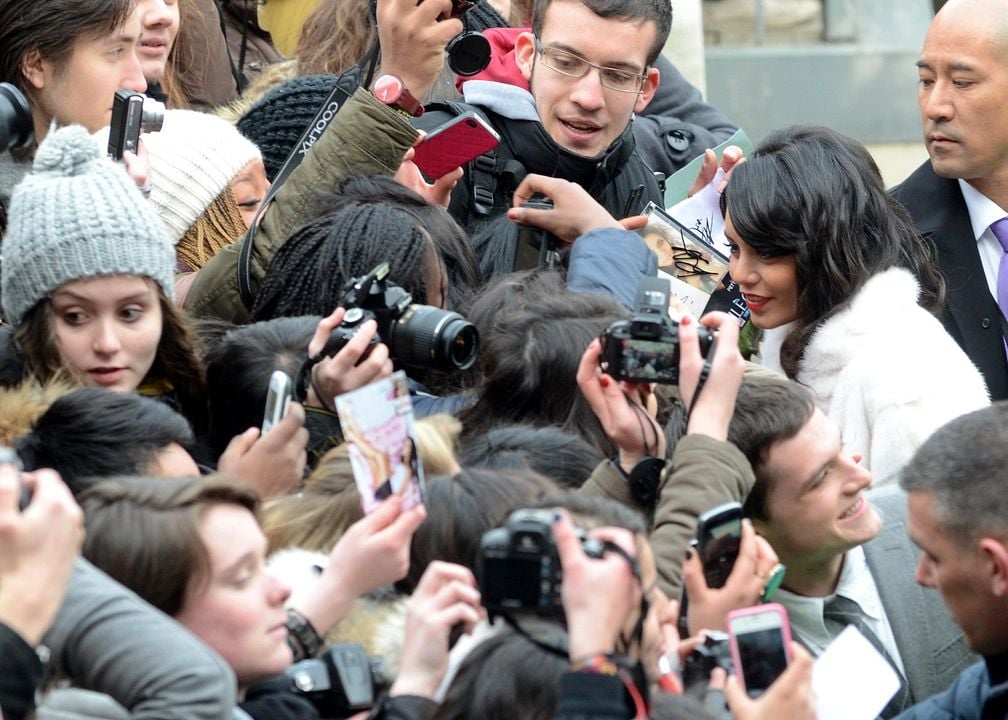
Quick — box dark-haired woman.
[722,125,989,484]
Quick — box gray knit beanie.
[1,125,175,327]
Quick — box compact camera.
[0,82,33,152]
[285,643,389,718]
[599,277,713,385]
[681,630,733,697]
[107,89,165,161]
[318,262,479,372]
[514,196,562,271]
[477,508,607,617]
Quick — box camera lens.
[0,82,34,152]
[387,305,479,371]
[139,96,165,134]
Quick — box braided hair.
[252,202,436,320]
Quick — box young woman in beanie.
[2,125,312,496]
[1,124,207,427]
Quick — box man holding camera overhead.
[431,0,670,281]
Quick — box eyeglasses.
[534,38,647,93]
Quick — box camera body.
[318,263,479,373]
[0,82,33,152]
[599,277,713,385]
[285,644,388,718]
[478,508,605,616]
[681,630,733,697]
[107,89,165,161]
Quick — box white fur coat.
[796,268,990,486]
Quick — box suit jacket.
[864,485,978,703]
[891,161,1008,400]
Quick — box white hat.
[142,109,262,243]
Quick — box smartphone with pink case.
[411,111,500,180]
[727,603,792,698]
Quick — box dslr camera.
[0,82,33,152]
[285,643,388,718]
[477,508,606,617]
[318,262,479,372]
[107,89,164,161]
[599,277,713,385]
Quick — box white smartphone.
[262,370,293,435]
[727,603,792,698]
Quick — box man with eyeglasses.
[435,0,673,281]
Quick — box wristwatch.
[285,608,322,661]
[372,74,424,118]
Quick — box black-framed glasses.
[533,37,647,93]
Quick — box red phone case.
[412,112,501,180]
[727,603,792,696]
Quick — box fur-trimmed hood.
[0,378,74,447]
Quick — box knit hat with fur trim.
[142,109,263,242]
[2,125,175,327]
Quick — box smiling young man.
[438,0,670,280]
[737,383,977,717]
[891,0,1008,401]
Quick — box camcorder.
[0,82,32,153]
[107,89,164,161]
[599,277,713,385]
[285,644,389,718]
[477,509,608,617]
[318,262,479,373]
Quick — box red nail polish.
[680,315,692,326]
[599,376,610,388]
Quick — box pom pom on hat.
[1,125,175,327]
[142,109,263,243]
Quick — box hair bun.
[32,125,101,176]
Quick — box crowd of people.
[1,0,1007,718]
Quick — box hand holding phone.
[695,501,743,589]
[727,603,792,698]
[262,370,293,435]
[411,111,500,180]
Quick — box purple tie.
[993,217,1008,323]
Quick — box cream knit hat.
[142,109,263,243]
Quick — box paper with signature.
[639,193,749,326]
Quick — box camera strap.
[236,67,361,311]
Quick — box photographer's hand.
[682,519,780,635]
[376,0,462,101]
[677,311,745,441]
[716,643,816,720]
[295,495,427,636]
[391,561,483,699]
[306,308,394,410]
[508,174,623,245]
[554,511,642,660]
[577,339,665,473]
[218,403,309,498]
[0,467,83,645]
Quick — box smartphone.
[695,501,743,589]
[727,603,792,698]
[262,370,293,435]
[412,111,500,180]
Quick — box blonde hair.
[176,186,247,272]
